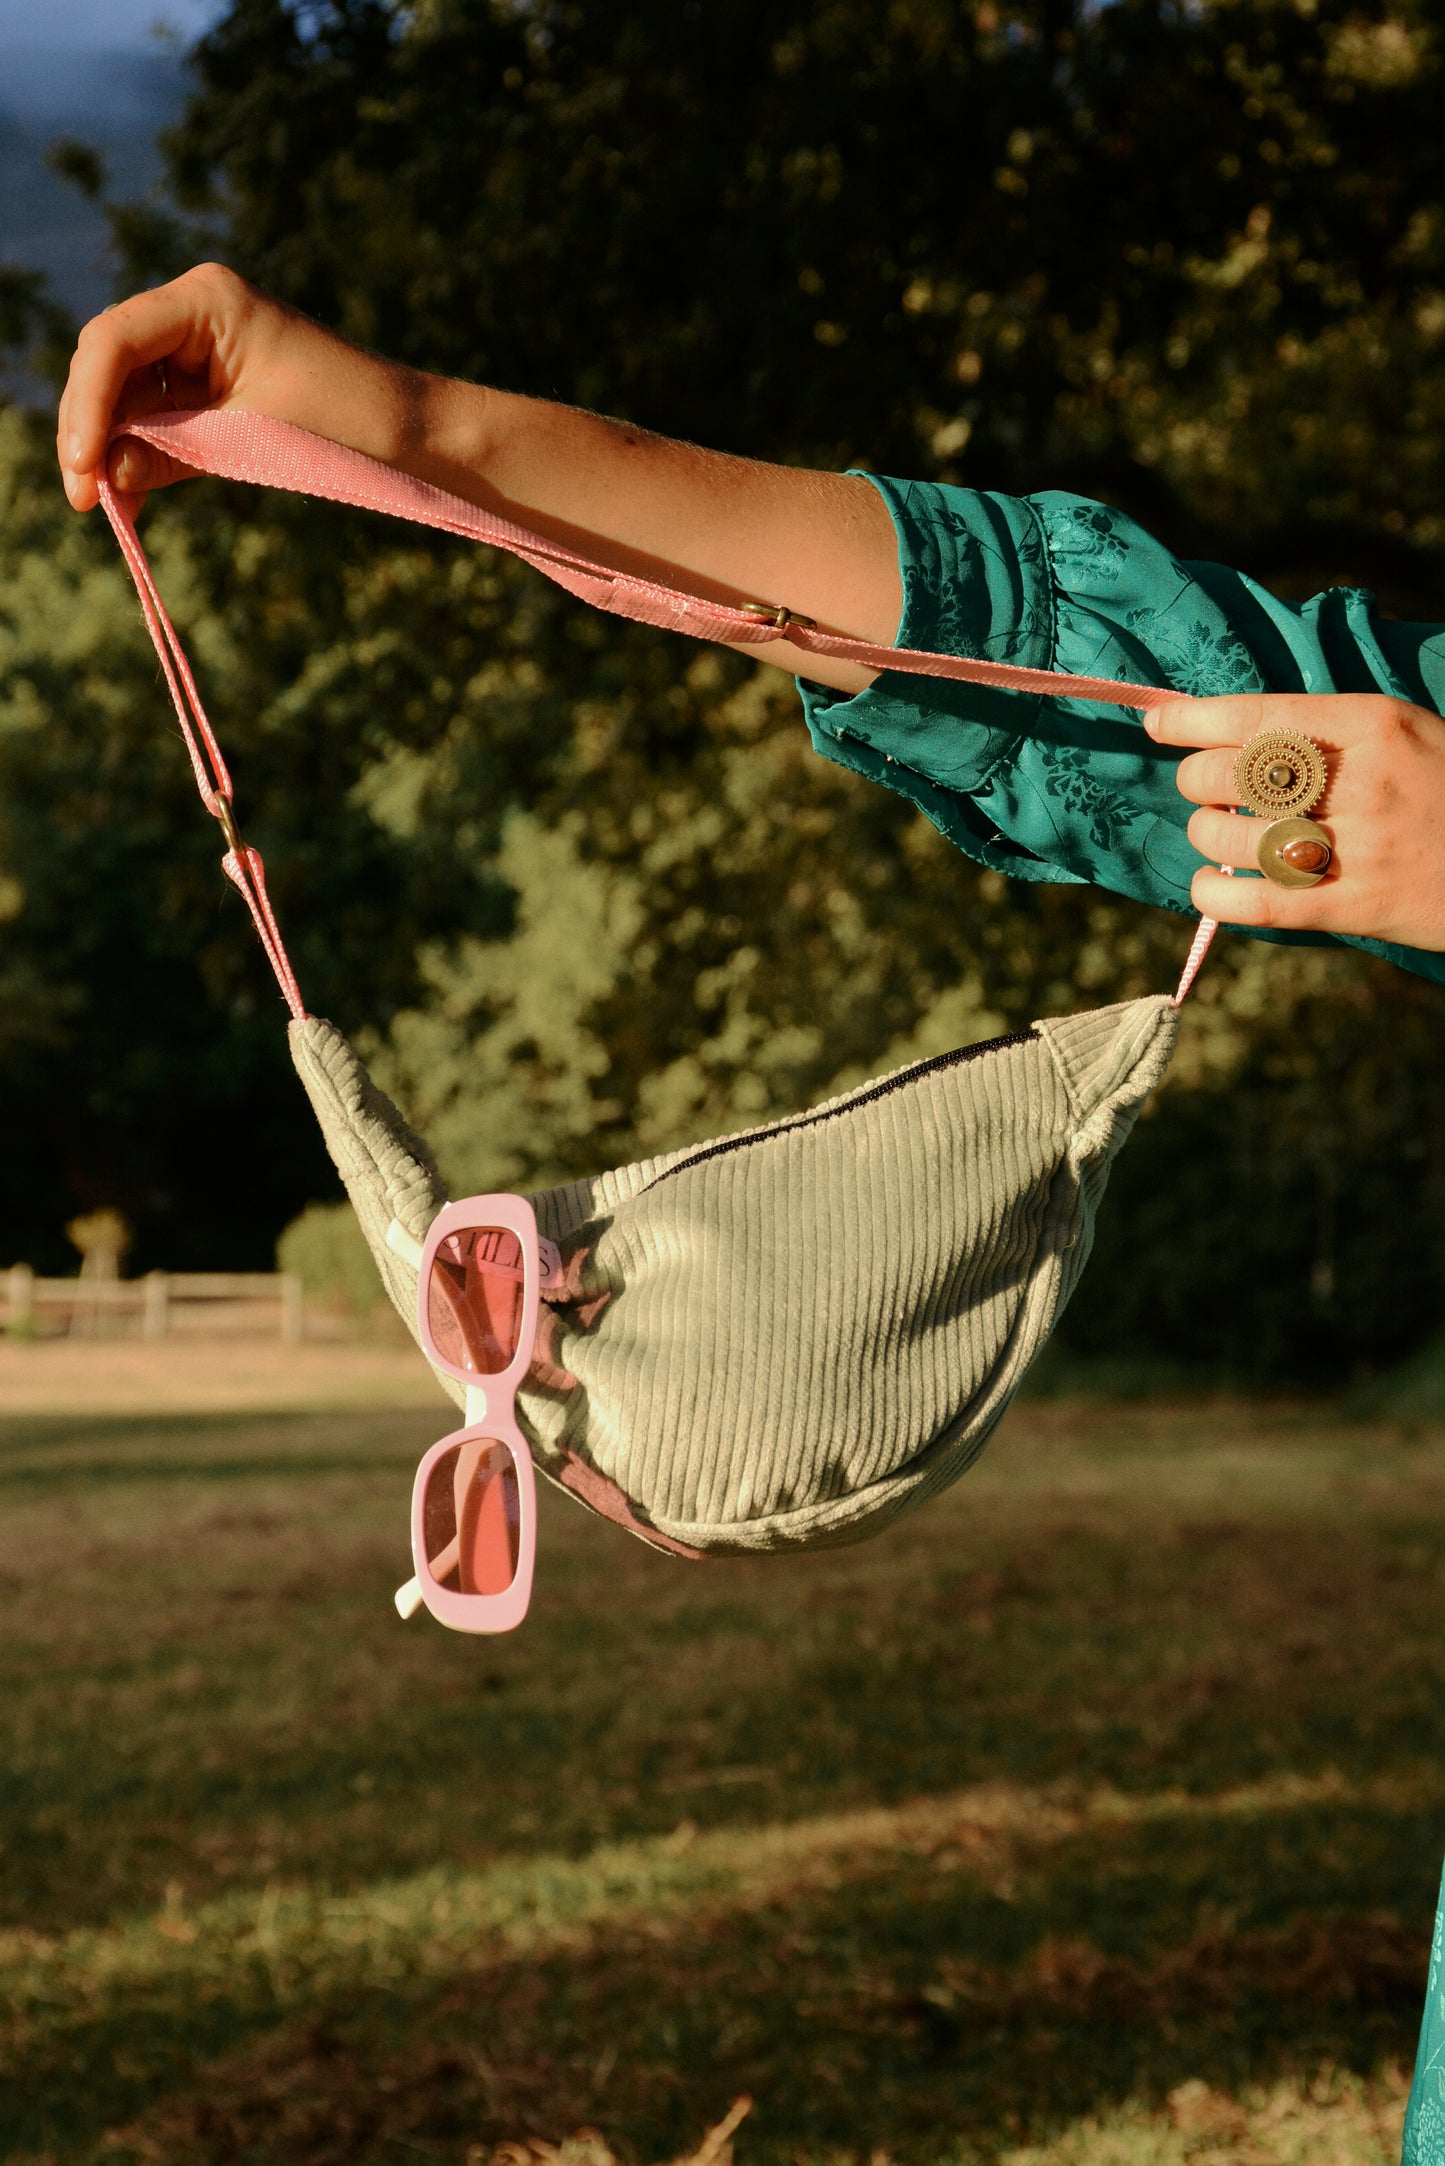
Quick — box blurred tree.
[140,0,1445,595]
[2,0,1444,1371]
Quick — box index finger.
[1144,691,1399,752]
[60,286,206,478]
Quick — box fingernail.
[65,433,84,471]
[111,446,143,492]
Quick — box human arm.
[57,263,900,695]
[1147,692,1445,954]
[61,272,1445,967]
[781,473,1445,980]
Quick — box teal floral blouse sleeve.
[796,473,1445,985]
[1404,1862,1445,2165]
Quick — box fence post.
[142,1271,170,1342]
[6,1262,34,1336]
[280,1273,303,1346]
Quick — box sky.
[0,1,223,54]
[0,0,229,385]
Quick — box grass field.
[1,1354,1441,2165]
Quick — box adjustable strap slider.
[738,599,818,634]
[213,794,243,855]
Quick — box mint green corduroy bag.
[289,995,1178,1558]
[97,407,1209,1564]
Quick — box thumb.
[107,437,191,496]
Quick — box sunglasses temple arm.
[386,1220,426,1269]
[395,1535,461,1620]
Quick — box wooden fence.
[2,1265,304,1343]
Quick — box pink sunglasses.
[391,1196,562,1634]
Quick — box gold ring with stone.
[1232,729,1327,818]
[1258,816,1333,888]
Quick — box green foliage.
[44,138,107,203]
[149,0,1445,592]
[1348,1327,1445,1422]
[275,1196,384,1312]
[2,0,1444,1367]
[0,408,408,1270]
[371,664,1139,1197]
[1069,939,1445,1375]
[0,257,72,376]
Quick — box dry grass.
[998,2066,1408,2163]
[0,1332,438,1416]
[0,1388,1440,2163]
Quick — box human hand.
[1146,692,1445,953]
[57,262,411,512]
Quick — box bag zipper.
[642,1027,1038,1192]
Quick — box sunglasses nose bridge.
[464,1382,489,1425]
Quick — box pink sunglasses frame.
[407,1193,546,1634]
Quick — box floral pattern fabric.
[797,473,1445,985]
[1405,1863,1445,2164]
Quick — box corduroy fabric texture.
[290,993,1177,1556]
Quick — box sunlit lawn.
[1,1375,1441,2163]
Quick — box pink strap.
[98,462,306,1019]
[100,408,1219,1009]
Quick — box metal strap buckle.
[213,795,243,855]
[738,599,818,634]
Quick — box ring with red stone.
[1258,816,1333,889]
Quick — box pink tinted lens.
[422,1440,521,1597]
[427,1225,525,1374]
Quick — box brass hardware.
[1258,816,1333,889]
[214,795,243,855]
[1233,730,1326,819]
[739,600,818,634]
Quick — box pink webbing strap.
[98,464,306,1020]
[101,408,1220,1011]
